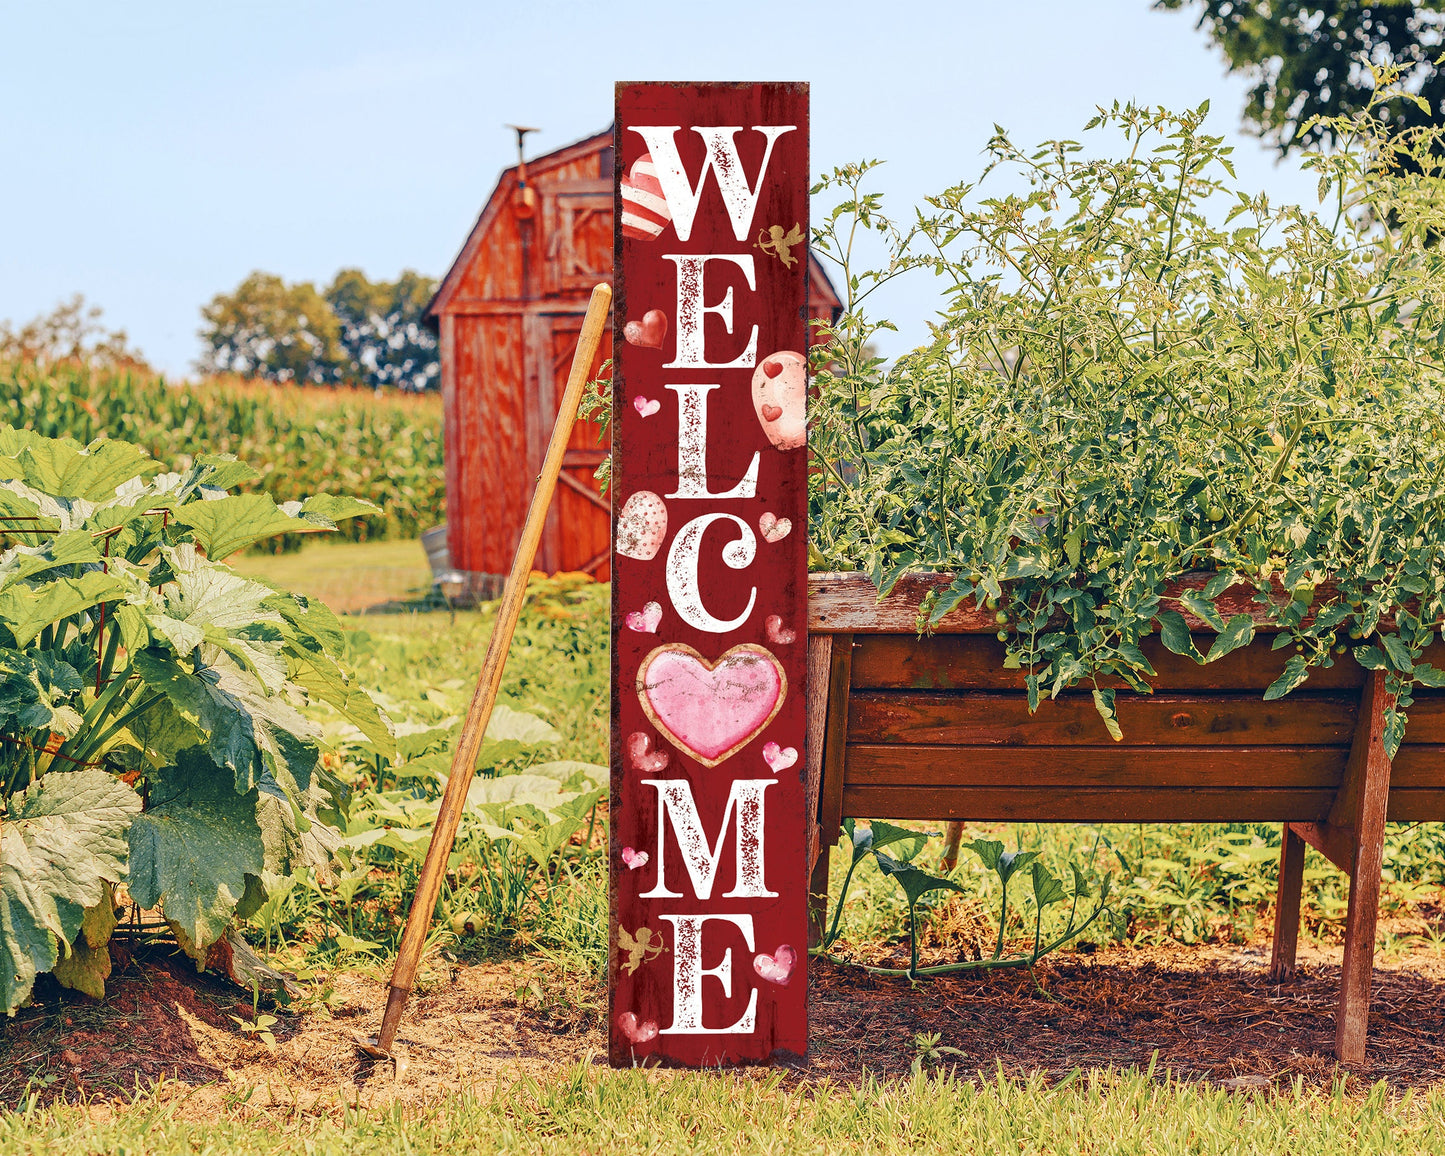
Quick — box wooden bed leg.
[807,633,853,950]
[805,634,833,949]
[1270,825,1306,981]
[1334,670,1394,1064]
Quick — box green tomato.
[995,610,1009,624]
[996,630,1008,642]
[1207,506,1225,522]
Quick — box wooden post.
[371,283,612,1056]
[1269,824,1306,981]
[1335,669,1394,1063]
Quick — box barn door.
[528,311,613,579]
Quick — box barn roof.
[426,125,841,322]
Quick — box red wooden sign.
[610,82,810,1065]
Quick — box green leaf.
[1415,664,1445,689]
[171,494,314,561]
[0,571,128,647]
[1202,571,1238,599]
[1205,615,1255,663]
[1030,862,1068,908]
[483,703,561,746]
[291,494,380,528]
[865,820,932,863]
[1353,645,1387,670]
[0,770,140,1013]
[1263,654,1311,701]
[127,750,265,961]
[0,530,104,588]
[873,851,967,907]
[1093,687,1124,742]
[1379,634,1414,674]
[1064,526,1083,567]
[133,649,319,794]
[962,838,1004,872]
[1179,591,1226,632]
[52,883,118,999]
[1156,610,1204,663]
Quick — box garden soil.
[5,935,1445,1117]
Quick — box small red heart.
[761,404,783,422]
[763,359,783,378]
[616,1011,659,1045]
[624,309,668,349]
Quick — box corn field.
[0,360,444,549]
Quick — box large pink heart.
[636,644,787,768]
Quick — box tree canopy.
[1158,2,1445,152]
[198,269,439,389]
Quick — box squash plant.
[809,78,1445,752]
[0,426,392,1012]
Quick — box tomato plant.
[810,76,1445,752]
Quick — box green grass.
[4,1066,1443,1154]
[229,535,434,613]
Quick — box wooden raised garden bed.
[803,571,1445,1063]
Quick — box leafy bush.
[810,85,1445,750]
[0,361,444,550]
[0,426,392,1012]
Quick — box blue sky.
[1,0,1322,377]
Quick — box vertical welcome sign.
[610,82,809,1065]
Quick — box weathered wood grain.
[848,634,1374,693]
[808,571,1430,634]
[847,691,1358,747]
[839,784,1339,823]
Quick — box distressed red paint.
[610,82,810,1066]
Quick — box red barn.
[426,127,841,598]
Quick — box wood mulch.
[3,936,1444,1115]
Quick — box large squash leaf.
[0,571,128,647]
[132,650,319,794]
[0,432,159,501]
[0,770,141,1014]
[52,883,119,999]
[171,494,315,561]
[127,750,264,960]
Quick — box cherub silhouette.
[617,925,668,975]
[756,223,804,269]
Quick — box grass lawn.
[230,536,435,612]
[4,1065,1444,1154]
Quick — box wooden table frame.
[803,572,1445,1063]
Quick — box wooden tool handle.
[376,282,612,1053]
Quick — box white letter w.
[627,126,796,242]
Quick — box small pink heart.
[763,359,784,379]
[762,741,798,774]
[616,1011,659,1045]
[625,601,663,633]
[626,731,670,773]
[621,847,649,870]
[759,513,791,543]
[760,403,783,422]
[765,615,797,646]
[632,396,661,418]
[753,944,797,986]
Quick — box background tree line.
[197,268,440,391]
